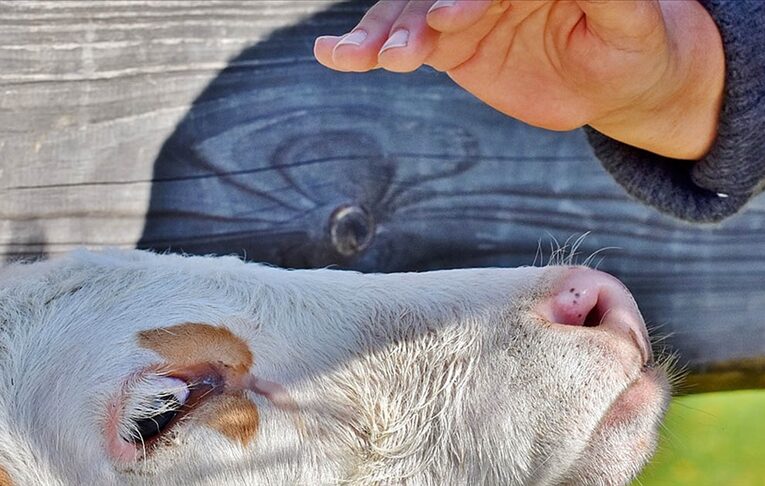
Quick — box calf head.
[0,249,670,485]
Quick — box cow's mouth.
[550,367,671,485]
[599,367,669,430]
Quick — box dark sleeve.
[584,0,765,223]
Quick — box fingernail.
[380,29,409,54]
[428,0,457,13]
[315,35,341,43]
[336,30,367,47]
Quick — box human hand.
[314,0,724,160]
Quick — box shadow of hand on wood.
[136,0,592,272]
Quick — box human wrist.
[589,0,724,161]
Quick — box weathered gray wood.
[0,0,336,255]
[1,0,764,393]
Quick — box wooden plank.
[0,0,336,253]
[1,0,764,392]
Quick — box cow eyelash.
[121,377,190,445]
[125,393,184,444]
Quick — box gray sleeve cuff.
[585,0,765,223]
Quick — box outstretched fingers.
[313,0,508,74]
[314,0,408,72]
[426,0,495,33]
[377,1,440,73]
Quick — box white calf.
[0,249,669,485]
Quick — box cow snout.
[536,267,653,367]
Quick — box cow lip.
[583,367,669,462]
[598,366,668,430]
[551,368,670,485]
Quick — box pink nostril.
[537,267,653,365]
[546,279,601,327]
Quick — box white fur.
[0,249,668,485]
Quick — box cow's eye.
[128,394,182,443]
[122,377,190,445]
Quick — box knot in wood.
[329,205,375,257]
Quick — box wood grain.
[1,1,763,392]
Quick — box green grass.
[636,390,765,486]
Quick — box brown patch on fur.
[0,466,13,486]
[195,393,260,445]
[137,323,261,445]
[138,323,253,374]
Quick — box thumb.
[575,0,663,43]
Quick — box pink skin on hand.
[313,0,725,160]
